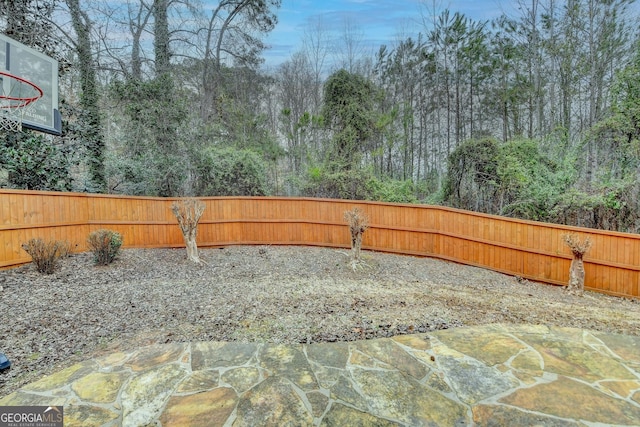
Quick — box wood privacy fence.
[1,189,638,299]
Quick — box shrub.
[192,147,267,196]
[21,238,70,274]
[87,229,122,265]
[302,165,373,200]
[0,134,74,191]
[366,177,418,203]
[443,137,566,218]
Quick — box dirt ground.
[1,245,639,397]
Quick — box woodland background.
[1,0,640,232]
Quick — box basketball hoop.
[0,71,44,132]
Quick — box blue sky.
[262,0,512,68]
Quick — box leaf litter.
[0,245,638,396]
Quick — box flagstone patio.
[1,324,639,426]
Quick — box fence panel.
[0,190,89,267]
[1,190,639,298]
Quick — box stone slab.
[500,376,640,424]
[160,387,237,426]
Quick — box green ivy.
[366,178,418,203]
[0,134,73,191]
[193,147,267,196]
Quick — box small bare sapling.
[344,207,369,269]
[563,233,592,296]
[171,198,206,264]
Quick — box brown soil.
[1,245,639,397]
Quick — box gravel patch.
[1,245,639,396]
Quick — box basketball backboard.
[0,33,61,135]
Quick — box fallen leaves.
[0,245,638,398]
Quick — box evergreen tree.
[322,69,379,171]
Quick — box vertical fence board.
[1,195,9,226]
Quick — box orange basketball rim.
[0,70,43,108]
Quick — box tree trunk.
[129,2,152,80]
[351,232,362,261]
[67,0,105,192]
[153,0,170,76]
[185,229,200,263]
[567,258,585,295]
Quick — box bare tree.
[198,0,281,121]
[334,17,371,76]
[277,52,315,174]
[563,233,592,296]
[344,207,369,269]
[172,198,206,263]
[89,0,154,79]
[302,15,330,111]
[129,1,153,80]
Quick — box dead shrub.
[87,229,123,266]
[21,238,70,274]
[563,233,592,296]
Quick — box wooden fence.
[1,189,638,299]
